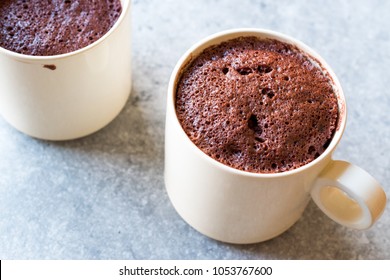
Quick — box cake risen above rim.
[175,36,339,173]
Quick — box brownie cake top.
[176,36,339,173]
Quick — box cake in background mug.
[0,0,122,56]
[165,29,386,244]
[0,0,131,140]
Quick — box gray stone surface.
[0,0,389,259]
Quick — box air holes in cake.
[262,88,274,98]
[271,163,277,169]
[226,144,241,156]
[308,145,316,155]
[255,137,265,143]
[237,67,252,75]
[222,67,229,74]
[284,76,290,81]
[248,114,260,131]
[257,65,272,74]
[323,138,332,150]
[248,114,258,128]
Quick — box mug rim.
[168,28,347,178]
[0,0,130,61]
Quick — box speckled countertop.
[1,0,389,259]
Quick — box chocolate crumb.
[43,64,56,70]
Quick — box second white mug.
[0,0,132,140]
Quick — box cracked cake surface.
[176,36,339,173]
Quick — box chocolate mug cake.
[175,36,339,173]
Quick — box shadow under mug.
[164,28,387,244]
[0,0,131,140]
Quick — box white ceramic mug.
[0,0,131,140]
[164,28,387,244]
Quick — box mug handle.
[311,160,387,229]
